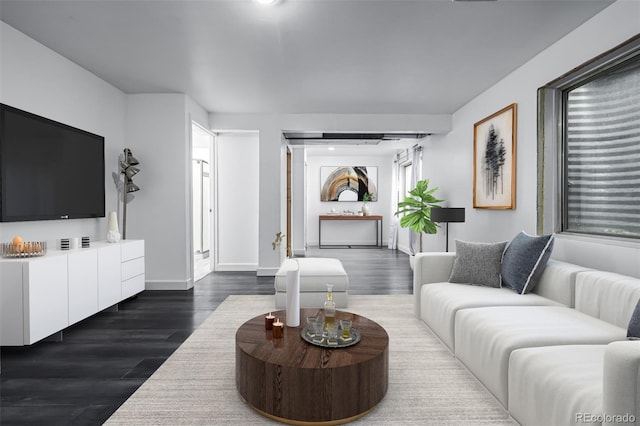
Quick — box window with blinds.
[563,56,640,238]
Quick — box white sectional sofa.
[414,252,640,426]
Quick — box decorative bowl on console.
[1,241,47,258]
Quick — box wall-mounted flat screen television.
[0,103,105,222]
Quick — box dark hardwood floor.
[0,247,412,426]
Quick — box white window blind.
[564,57,640,238]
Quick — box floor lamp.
[120,148,140,239]
[431,207,466,252]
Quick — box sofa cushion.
[508,345,605,426]
[603,341,640,423]
[448,240,507,288]
[274,258,349,292]
[532,259,590,307]
[454,306,626,408]
[574,271,640,329]
[628,301,640,339]
[413,252,457,317]
[275,291,348,309]
[501,231,555,294]
[420,283,561,352]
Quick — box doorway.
[286,147,292,258]
[192,122,215,282]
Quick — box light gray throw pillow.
[449,240,508,288]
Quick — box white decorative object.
[107,211,121,243]
[362,203,371,216]
[69,237,80,250]
[285,261,300,327]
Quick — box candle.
[272,318,284,338]
[265,312,275,330]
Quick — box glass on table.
[306,316,318,337]
[340,319,352,341]
[326,320,338,346]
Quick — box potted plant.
[394,179,444,253]
[361,192,372,216]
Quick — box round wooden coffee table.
[236,308,389,425]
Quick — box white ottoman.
[274,258,349,309]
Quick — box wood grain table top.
[236,308,388,368]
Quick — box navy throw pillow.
[501,231,555,294]
[628,300,640,339]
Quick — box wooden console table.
[236,309,389,424]
[318,215,383,248]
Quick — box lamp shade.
[126,182,140,193]
[123,165,140,179]
[431,207,466,223]
[124,148,139,166]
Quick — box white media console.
[0,239,145,346]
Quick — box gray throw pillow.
[627,300,640,339]
[449,240,508,288]
[501,231,555,294]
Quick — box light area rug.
[105,295,515,425]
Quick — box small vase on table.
[106,211,121,243]
[285,259,300,327]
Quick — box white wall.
[125,93,210,290]
[125,94,188,288]
[306,154,393,247]
[290,146,307,256]
[0,22,126,247]
[422,1,640,277]
[216,132,259,270]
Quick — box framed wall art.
[320,166,378,202]
[473,103,517,209]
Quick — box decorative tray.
[300,326,361,349]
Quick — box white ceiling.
[0,0,614,118]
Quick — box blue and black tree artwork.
[483,124,506,200]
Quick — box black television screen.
[0,103,105,222]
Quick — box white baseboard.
[397,244,411,255]
[215,263,258,272]
[145,279,194,291]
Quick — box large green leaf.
[394,179,444,235]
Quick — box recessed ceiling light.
[254,0,279,5]
[328,147,335,151]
